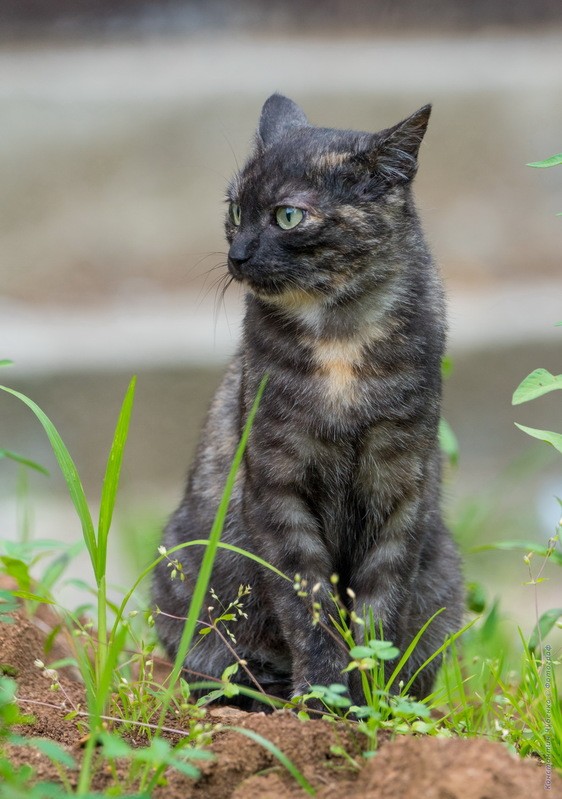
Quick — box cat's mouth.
[227,257,328,309]
[238,276,326,312]
[228,258,285,297]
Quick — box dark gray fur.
[153,94,463,705]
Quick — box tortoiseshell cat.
[153,94,463,705]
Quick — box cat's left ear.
[370,104,431,184]
[256,93,309,148]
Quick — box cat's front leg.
[348,534,422,702]
[244,493,350,700]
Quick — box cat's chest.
[286,332,404,436]
[307,336,366,409]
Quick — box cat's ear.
[364,104,431,184]
[376,104,431,182]
[257,94,308,148]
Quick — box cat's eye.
[229,202,242,226]
[275,206,304,230]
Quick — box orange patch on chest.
[311,339,364,401]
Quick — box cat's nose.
[228,253,250,275]
[228,239,255,277]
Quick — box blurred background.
[1,1,561,628]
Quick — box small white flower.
[158,545,167,556]
[34,659,45,669]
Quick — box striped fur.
[153,94,463,705]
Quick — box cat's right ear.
[256,94,308,148]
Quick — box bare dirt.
[1,606,560,799]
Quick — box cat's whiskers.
[212,272,237,330]
[197,253,231,307]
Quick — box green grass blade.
[527,153,562,168]
[0,359,13,368]
[229,726,316,796]
[400,618,476,698]
[96,623,129,716]
[0,448,49,475]
[472,539,562,567]
[384,609,445,692]
[97,376,136,578]
[24,737,77,769]
[166,540,290,581]
[166,375,268,691]
[0,385,97,571]
[186,681,286,709]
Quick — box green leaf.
[1,539,78,560]
[96,376,136,578]
[0,449,49,475]
[374,646,400,661]
[473,539,562,567]
[527,153,562,168]
[512,368,562,405]
[514,423,562,455]
[12,591,57,606]
[0,676,17,706]
[466,581,487,614]
[39,553,71,593]
[480,598,501,642]
[22,737,77,769]
[0,556,32,592]
[0,589,19,624]
[528,608,562,652]
[327,683,348,694]
[221,662,239,681]
[0,360,13,368]
[308,685,351,708]
[99,731,134,758]
[166,757,201,779]
[349,645,375,659]
[392,697,430,718]
[441,355,454,379]
[0,385,97,574]
[439,418,458,466]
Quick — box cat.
[152,93,463,707]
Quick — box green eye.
[229,202,242,226]
[275,206,304,230]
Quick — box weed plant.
[1,292,562,798]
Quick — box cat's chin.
[248,283,325,311]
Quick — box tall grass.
[0,375,299,794]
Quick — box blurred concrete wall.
[1,33,561,310]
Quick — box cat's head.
[225,94,431,308]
